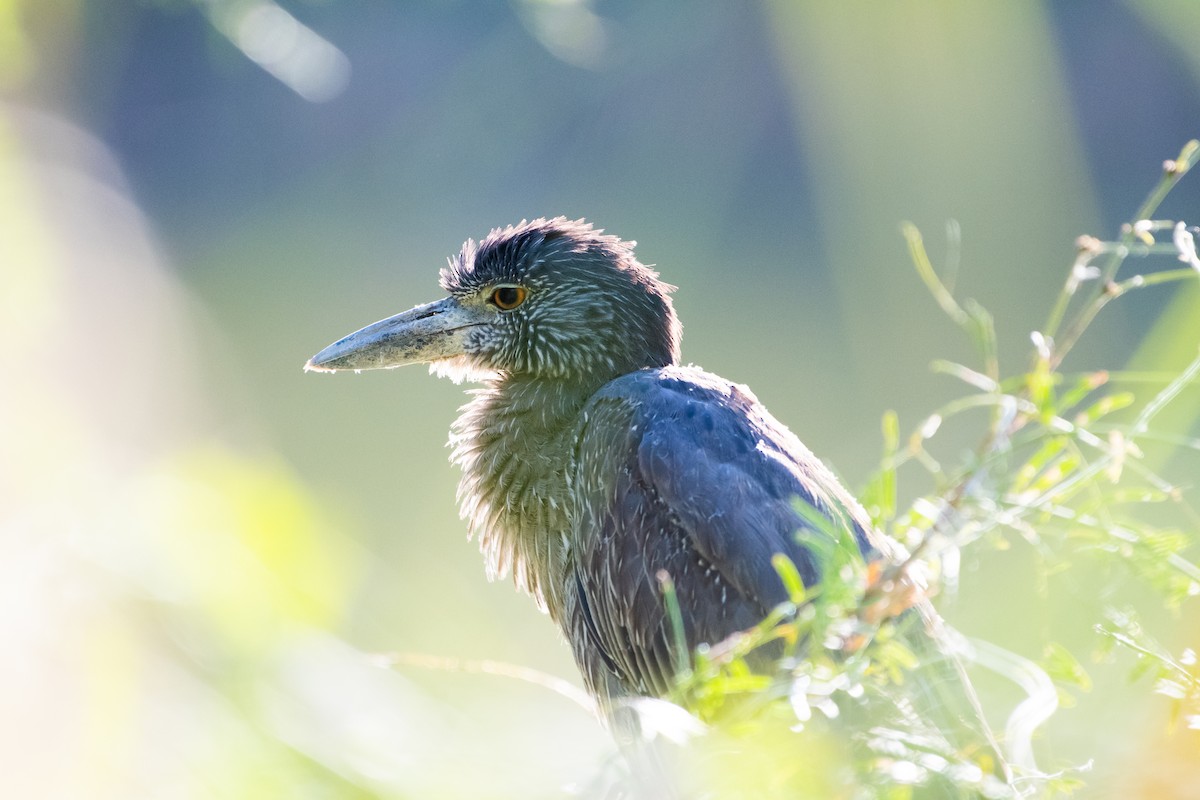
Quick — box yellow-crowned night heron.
[305,218,1007,790]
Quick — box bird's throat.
[449,375,595,619]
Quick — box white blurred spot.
[624,697,706,745]
[887,759,926,784]
[205,0,350,102]
[514,0,610,69]
[1132,218,1156,244]
[918,413,942,440]
[1030,330,1051,359]
[1173,221,1200,272]
[1071,261,1101,283]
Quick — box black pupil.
[495,287,520,308]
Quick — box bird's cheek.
[461,325,515,369]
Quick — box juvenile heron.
[304,219,1000,783]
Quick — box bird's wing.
[568,367,874,699]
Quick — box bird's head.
[306,218,681,386]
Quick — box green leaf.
[963,297,999,382]
[1058,370,1109,414]
[772,553,808,606]
[1042,642,1093,691]
[1073,392,1135,426]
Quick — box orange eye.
[490,285,527,311]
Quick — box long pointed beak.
[304,296,482,373]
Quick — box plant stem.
[1050,141,1200,369]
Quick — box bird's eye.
[490,285,527,311]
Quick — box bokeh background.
[3,1,1199,797]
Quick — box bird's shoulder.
[588,364,757,412]
[580,365,777,462]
